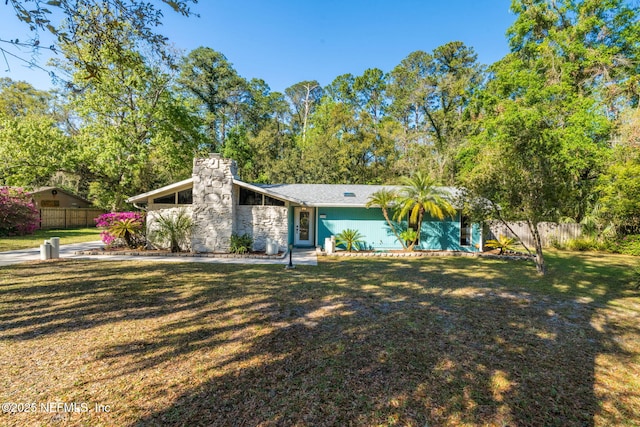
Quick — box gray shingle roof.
[251,183,400,207]
[247,182,461,207]
[127,177,462,208]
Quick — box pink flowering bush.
[0,187,39,236]
[95,211,146,248]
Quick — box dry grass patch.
[0,251,638,426]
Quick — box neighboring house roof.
[126,178,461,208]
[5,186,93,205]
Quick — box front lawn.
[0,252,638,426]
[0,228,102,252]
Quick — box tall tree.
[459,0,631,274]
[57,19,204,209]
[388,44,483,183]
[285,80,323,144]
[178,47,246,150]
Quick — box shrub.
[96,211,145,248]
[485,235,517,254]
[565,237,600,252]
[230,232,253,254]
[0,187,39,236]
[604,234,640,256]
[399,229,418,251]
[149,209,193,253]
[335,229,365,252]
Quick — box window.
[41,200,60,207]
[264,195,285,206]
[177,188,193,204]
[460,215,472,246]
[239,188,263,205]
[153,193,175,204]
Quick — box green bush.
[565,237,599,252]
[399,229,418,251]
[230,232,253,254]
[604,234,640,256]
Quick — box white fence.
[487,221,582,248]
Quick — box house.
[126,154,483,253]
[30,187,93,209]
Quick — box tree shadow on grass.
[125,255,634,426]
[1,254,637,426]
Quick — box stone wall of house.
[147,207,194,251]
[191,155,238,253]
[235,205,288,252]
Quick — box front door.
[294,207,314,246]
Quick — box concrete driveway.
[0,241,318,267]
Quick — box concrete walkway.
[0,241,318,267]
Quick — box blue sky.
[1,1,516,93]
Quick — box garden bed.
[74,247,287,259]
[322,249,535,261]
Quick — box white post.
[325,237,334,254]
[49,237,60,259]
[40,242,51,260]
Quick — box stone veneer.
[190,154,238,253]
[235,205,288,252]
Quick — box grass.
[0,228,102,251]
[0,251,638,426]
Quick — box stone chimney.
[191,154,238,253]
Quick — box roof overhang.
[126,178,193,204]
[233,179,309,205]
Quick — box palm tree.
[366,187,407,249]
[150,209,193,252]
[394,172,457,248]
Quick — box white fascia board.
[126,178,193,203]
[305,203,370,208]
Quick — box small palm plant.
[335,229,365,252]
[399,229,419,251]
[109,218,144,249]
[150,209,193,252]
[485,234,517,254]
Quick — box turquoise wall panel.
[318,207,481,252]
[287,206,294,246]
[317,207,400,250]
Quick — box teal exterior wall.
[287,205,294,246]
[316,207,482,252]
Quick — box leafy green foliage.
[399,229,418,251]
[335,228,365,252]
[149,209,193,253]
[229,233,253,254]
[604,235,640,256]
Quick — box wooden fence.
[39,208,105,229]
[487,221,583,248]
